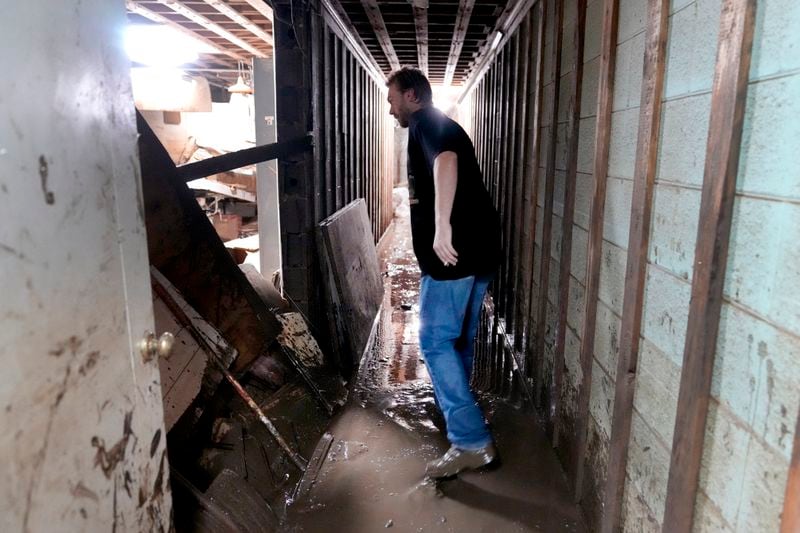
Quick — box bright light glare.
[432,85,461,111]
[125,24,215,67]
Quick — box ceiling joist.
[126,1,248,61]
[200,0,273,47]
[443,0,475,86]
[150,0,268,57]
[360,0,401,72]
[237,0,274,22]
[412,4,429,75]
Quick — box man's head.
[386,66,433,127]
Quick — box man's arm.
[433,151,459,266]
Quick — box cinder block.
[663,0,722,98]
[560,20,576,77]
[617,0,648,44]
[551,212,564,260]
[641,264,691,363]
[557,71,573,125]
[697,402,753,527]
[567,275,586,336]
[602,176,633,249]
[621,476,661,533]
[608,107,639,180]
[633,338,680,444]
[693,492,734,533]
[734,435,791,531]
[553,169,567,217]
[593,299,621,382]
[581,57,601,118]
[284,233,310,268]
[555,124,569,173]
[656,93,712,188]
[648,183,700,280]
[598,239,627,316]
[589,358,615,439]
[565,326,583,391]
[725,197,800,334]
[738,75,800,200]
[714,302,800,457]
[570,223,589,281]
[613,30,645,112]
[577,118,597,174]
[624,412,671,527]
[573,171,593,230]
[750,0,800,80]
[583,0,603,62]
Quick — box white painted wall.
[0,1,171,530]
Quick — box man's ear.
[405,89,419,104]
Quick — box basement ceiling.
[125,0,513,88]
[336,0,509,85]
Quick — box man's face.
[387,83,417,128]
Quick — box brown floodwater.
[282,189,587,532]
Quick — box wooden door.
[0,1,171,531]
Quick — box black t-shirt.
[406,107,500,280]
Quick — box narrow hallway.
[284,189,586,532]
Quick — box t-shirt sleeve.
[416,120,460,169]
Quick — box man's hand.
[433,222,459,266]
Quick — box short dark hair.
[386,66,433,105]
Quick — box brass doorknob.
[138,331,175,362]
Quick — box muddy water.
[283,189,587,532]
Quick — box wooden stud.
[523,1,547,379]
[534,0,565,408]
[781,408,800,533]
[324,27,335,217]
[599,0,671,528]
[662,0,756,530]
[311,8,325,222]
[334,37,344,210]
[573,0,620,498]
[551,0,587,445]
[508,13,533,340]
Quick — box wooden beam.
[176,135,313,181]
[599,0,670,529]
[321,0,386,85]
[200,0,274,47]
[573,0,620,498]
[524,0,546,379]
[662,0,756,530]
[238,0,274,21]
[781,408,800,533]
[458,0,536,102]
[534,0,564,408]
[443,0,475,86]
[508,12,532,342]
[551,0,587,446]
[126,1,246,61]
[149,0,268,57]
[360,0,401,72]
[412,5,429,75]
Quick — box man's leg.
[419,275,493,455]
[454,274,493,382]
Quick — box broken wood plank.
[552,0,587,446]
[137,111,282,371]
[292,432,334,502]
[663,1,756,530]
[600,0,670,530]
[573,0,620,499]
[176,135,313,182]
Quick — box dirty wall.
[464,0,800,530]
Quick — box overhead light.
[228,75,254,94]
[125,24,215,67]
[491,32,504,51]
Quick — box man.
[386,66,501,479]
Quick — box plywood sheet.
[318,199,383,366]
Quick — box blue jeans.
[419,273,493,450]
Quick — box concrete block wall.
[470,0,799,530]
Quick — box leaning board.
[318,199,383,368]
